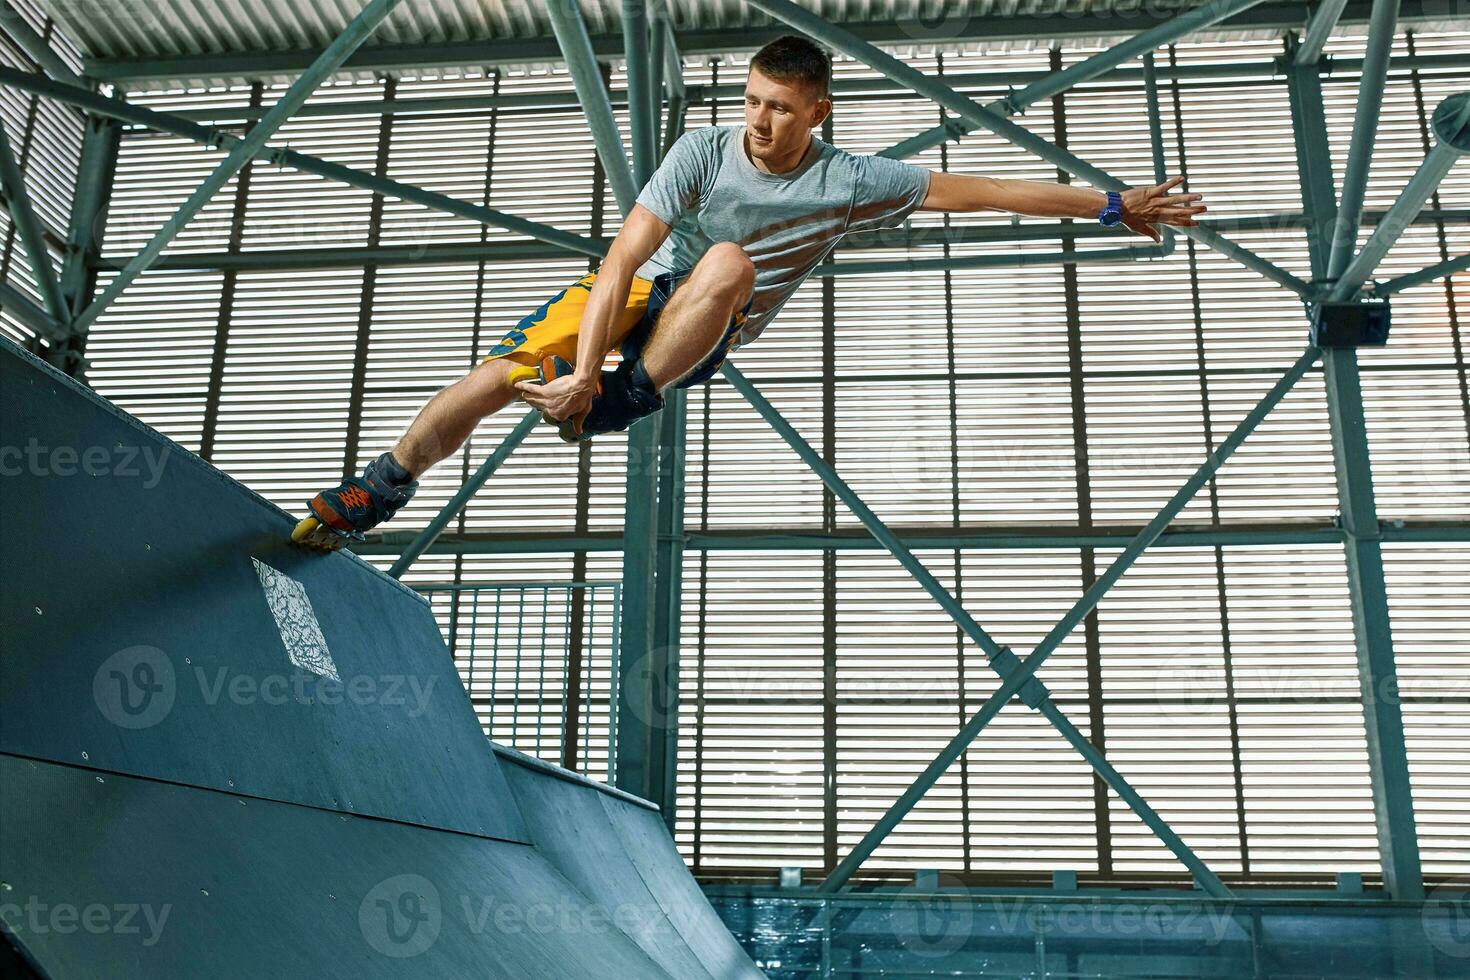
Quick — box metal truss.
[71,0,1452,84]
[3,0,1465,896]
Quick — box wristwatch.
[1098,190,1124,227]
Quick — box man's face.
[743,66,831,165]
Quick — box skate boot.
[509,355,662,444]
[291,452,418,552]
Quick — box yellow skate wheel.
[507,366,540,386]
[291,516,321,543]
[291,516,345,552]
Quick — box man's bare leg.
[639,241,755,391]
[390,357,522,479]
[392,243,750,474]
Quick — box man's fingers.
[1158,174,1186,192]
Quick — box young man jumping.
[294,34,1205,550]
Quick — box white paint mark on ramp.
[252,558,340,682]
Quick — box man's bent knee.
[696,242,755,295]
[457,357,520,408]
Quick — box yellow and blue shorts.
[482,267,752,390]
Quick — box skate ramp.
[0,337,765,979]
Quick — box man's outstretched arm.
[918,172,1206,243]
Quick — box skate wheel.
[507,366,540,387]
[291,516,321,543]
[290,516,348,553]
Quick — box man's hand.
[515,373,598,429]
[1120,175,1206,243]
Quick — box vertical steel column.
[648,32,692,830]
[1324,348,1424,900]
[657,16,686,153]
[1288,36,1426,902]
[70,0,407,334]
[589,2,669,807]
[650,385,687,829]
[624,0,657,178]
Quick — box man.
[294,34,1205,549]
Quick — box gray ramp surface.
[0,338,526,843]
[0,336,766,979]
[0,755,675,979]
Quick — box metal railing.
[415,581,622,782]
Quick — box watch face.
[1101,211,1123,227]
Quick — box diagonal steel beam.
[0,279,65,340]
[813,344,1322,894]
[0,117,68,326]
[547,0,639,215]
[885,0,1265,158]
[0,0,81,84]
[1330,92,1470,300]
[744,0,1313,299]
[829,57,1178,276]
[722,362,1235,898]
[1296,0,1352,64]
[69,0,407,335]
[0,67,606,262]
[388,409,541,579]
[1327,0,1400,280]
[1378,251,1470,295]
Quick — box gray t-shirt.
[634,124,931,348]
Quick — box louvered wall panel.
[698,372,833,528]
[352,261,481,532]
[1383,543,1470,879]
[0,2,82,344]
[207,270,365,505]
[36,20,1467,890]
[1223,546,1379,875]
[102,129,241,255]
[84,269,222,450]
[676,550,827,870]
[1097,547,1247,874]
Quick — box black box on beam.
[1311,299,1391,347]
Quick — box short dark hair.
[750,34,832,99]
